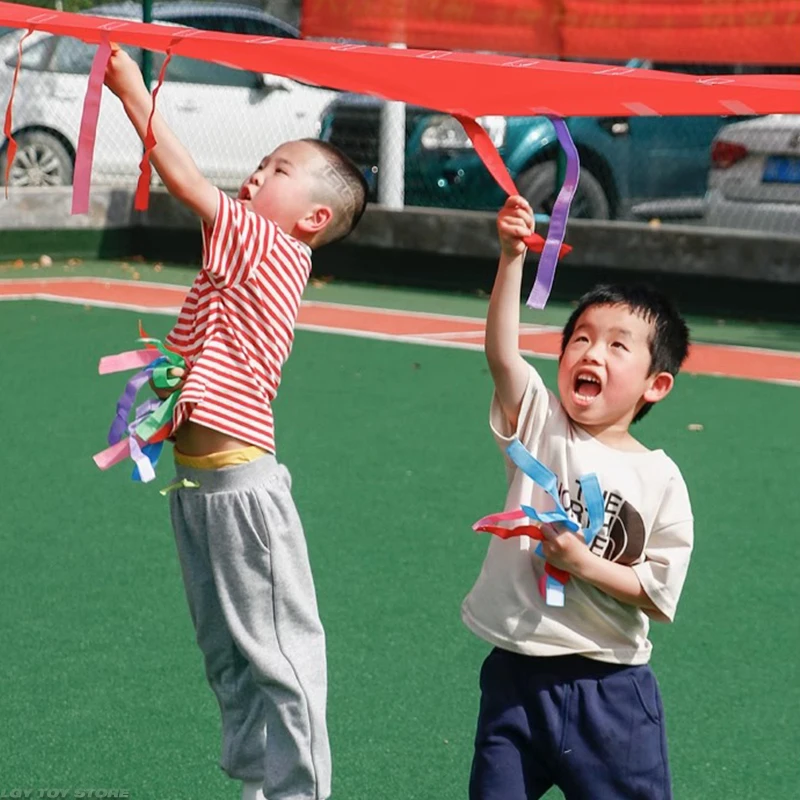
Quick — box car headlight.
[420,115,506,150]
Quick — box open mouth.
[573,372,602,405]
[238,186,253,201]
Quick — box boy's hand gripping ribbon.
[473,438,605,607]
[456,115,578,309]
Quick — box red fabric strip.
[3,28,33,198]
[0,2,797,118]
[456,114,572,257]
[134,46,174,211]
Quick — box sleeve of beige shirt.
[632,466,694,623]
[489,364,555,479]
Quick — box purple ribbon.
[107,368,153,446]
[526,118,580,310]
[105,358,168,484]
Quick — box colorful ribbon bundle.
[473,438,604,607]
[92,330,185,483]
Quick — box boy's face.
[237,141,331,237]
[557,304,673,432]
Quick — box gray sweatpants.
[168,456,330,800]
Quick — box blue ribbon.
[506,438,605,606]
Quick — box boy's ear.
[296,204,333,235]
[642,371,674,405]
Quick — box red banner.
[0,1,797,118]
[303,0,800,65]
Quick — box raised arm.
[486,196,536,427]
[104,46,218,224]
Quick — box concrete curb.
[2,186,800,283]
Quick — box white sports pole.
[378,42,406,209]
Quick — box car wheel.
[517,161,611,220]
[1,130,74,187]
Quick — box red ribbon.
[3,28,32,198]
[456,114,572,257]
[0,2,797,118]
[134,45,174,211]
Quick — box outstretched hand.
[104,44,147,101]
[497,195,534,258]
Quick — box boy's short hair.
[302,139,368,246]
[561,284,690,423]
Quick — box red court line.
[301,302,487,336]
[1,277,798,386]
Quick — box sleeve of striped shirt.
[201,189,277,288]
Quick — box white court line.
[295,322,559,360]
[0,293,182,315]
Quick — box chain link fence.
[1,1,799,238]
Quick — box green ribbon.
[133,338,186,442]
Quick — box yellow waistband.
[174,446,268,470]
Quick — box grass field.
[1,263,798,799]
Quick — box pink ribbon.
[71,34,111,215]
[99,348,160,375]
[93,439,131,470]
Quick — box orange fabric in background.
[304,0,563,55]
[303,0,800,65]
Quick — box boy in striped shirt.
[105,48,367,800]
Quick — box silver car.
[0,2,337,189]
[705,114,800,237]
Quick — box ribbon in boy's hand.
[472,438,604,607]
[93,332,185,483]
[456,115,578,309]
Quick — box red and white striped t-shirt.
[165,189,312,453]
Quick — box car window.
[652,63,739,75]
[4,37,55,71]
[160,55,258,88]
[653,62,800,76]
[50,37,99,74]
[738,64,800,74]
[171,14,295,38]
[42,38,143,75]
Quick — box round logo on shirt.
[604,501,646,564]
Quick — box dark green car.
[320,59,798,220]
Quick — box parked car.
[0,2,337,188]
[704,114,800,236]
[320,61,800,220]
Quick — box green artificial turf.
[0,299,798,799]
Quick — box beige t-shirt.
[461,366,694,665]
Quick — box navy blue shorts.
[469,648,672,800]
